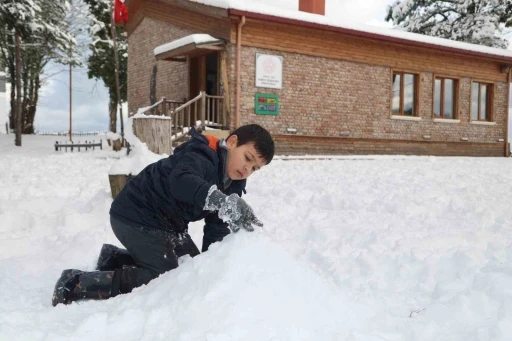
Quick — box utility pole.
[110,0,124,146]
[69,54,73,142]
[15,30,21,147]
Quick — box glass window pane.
[444,79,454,119]
[434,79,441,117]
[480,84,487,121]
[404,74,415,116]
[392,73,401,114]
[471,82,479,120]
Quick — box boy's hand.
[204,186,263,232]
[221,194,263,232]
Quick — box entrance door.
[189,53,219,97]
[206,53,219,95]
[189,52,219,124]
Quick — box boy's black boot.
[96,244,136,271]
[52,269,119,306]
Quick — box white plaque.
[255,53,283,89]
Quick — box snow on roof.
[154,34,221,56]
[189,0,512,60]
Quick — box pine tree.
[386,0,511,49]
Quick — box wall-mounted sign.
[255,53,283,89]
[255,93,279,115]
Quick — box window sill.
[470,121,496,126]
[390,115,422,121]
[433,118,460,124]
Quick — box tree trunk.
[0,30,15,132]
[110,0,124,145]
[109,98,117,133]
[9,78,15,131]
[109,98,121,151]
[21,66,32,134]
[15,31,22,147]
[24,74,40,134]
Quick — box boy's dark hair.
[229,124,275,164]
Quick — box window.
[471,82,493,121]
[392,72,418,116]
[434,77,458,119]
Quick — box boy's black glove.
[204,185,263,232]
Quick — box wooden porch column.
[220,50,230,128]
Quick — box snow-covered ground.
[1,134,512,341]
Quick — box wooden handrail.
[134,92,227,155]
[138,98,165,114]
[171,92,203,114]
[136,98,185,117]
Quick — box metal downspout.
[506,68,511,157]
[235,15,246,129]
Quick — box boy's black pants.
[110,216,200,294]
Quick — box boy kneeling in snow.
[52,124,274,306]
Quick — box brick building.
[125,0,512,156]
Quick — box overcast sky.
[0,0,510,133]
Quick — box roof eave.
[155,41,225,61]
[228,9,512,65]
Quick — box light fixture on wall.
[423,135,431,140]
[460,137,469,141]
[286,127,297,134]
[339,131,350,137]
[498,138,505,142]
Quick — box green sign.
[255,93,279,115]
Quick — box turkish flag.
[114,0,129,24]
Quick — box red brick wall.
[273,135,504,156]
[127,18,193,116]
[127,18,508,156]
[229,46,507,149]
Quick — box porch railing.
[133,92,227,154]
[169,92,226,129]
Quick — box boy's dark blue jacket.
[110,128,246,251]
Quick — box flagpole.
[111,0,125,146]
[69,55,73,143]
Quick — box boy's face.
[225,135,267,180]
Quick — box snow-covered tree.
[84,0,127,135]
[386,0,511,49]
[0,0,77,138]
[64,0,91,66]
[501,2,512,27]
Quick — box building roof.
[154,34,221,55]
[154,34,225,61]
[189,0,512,63]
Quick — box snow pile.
[1,135,512,340]
[108,117,166,175]
[248,157,512,339]
[105,131,121,141]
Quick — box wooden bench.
[54,140,103,152]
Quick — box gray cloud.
[35,62,111,132]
